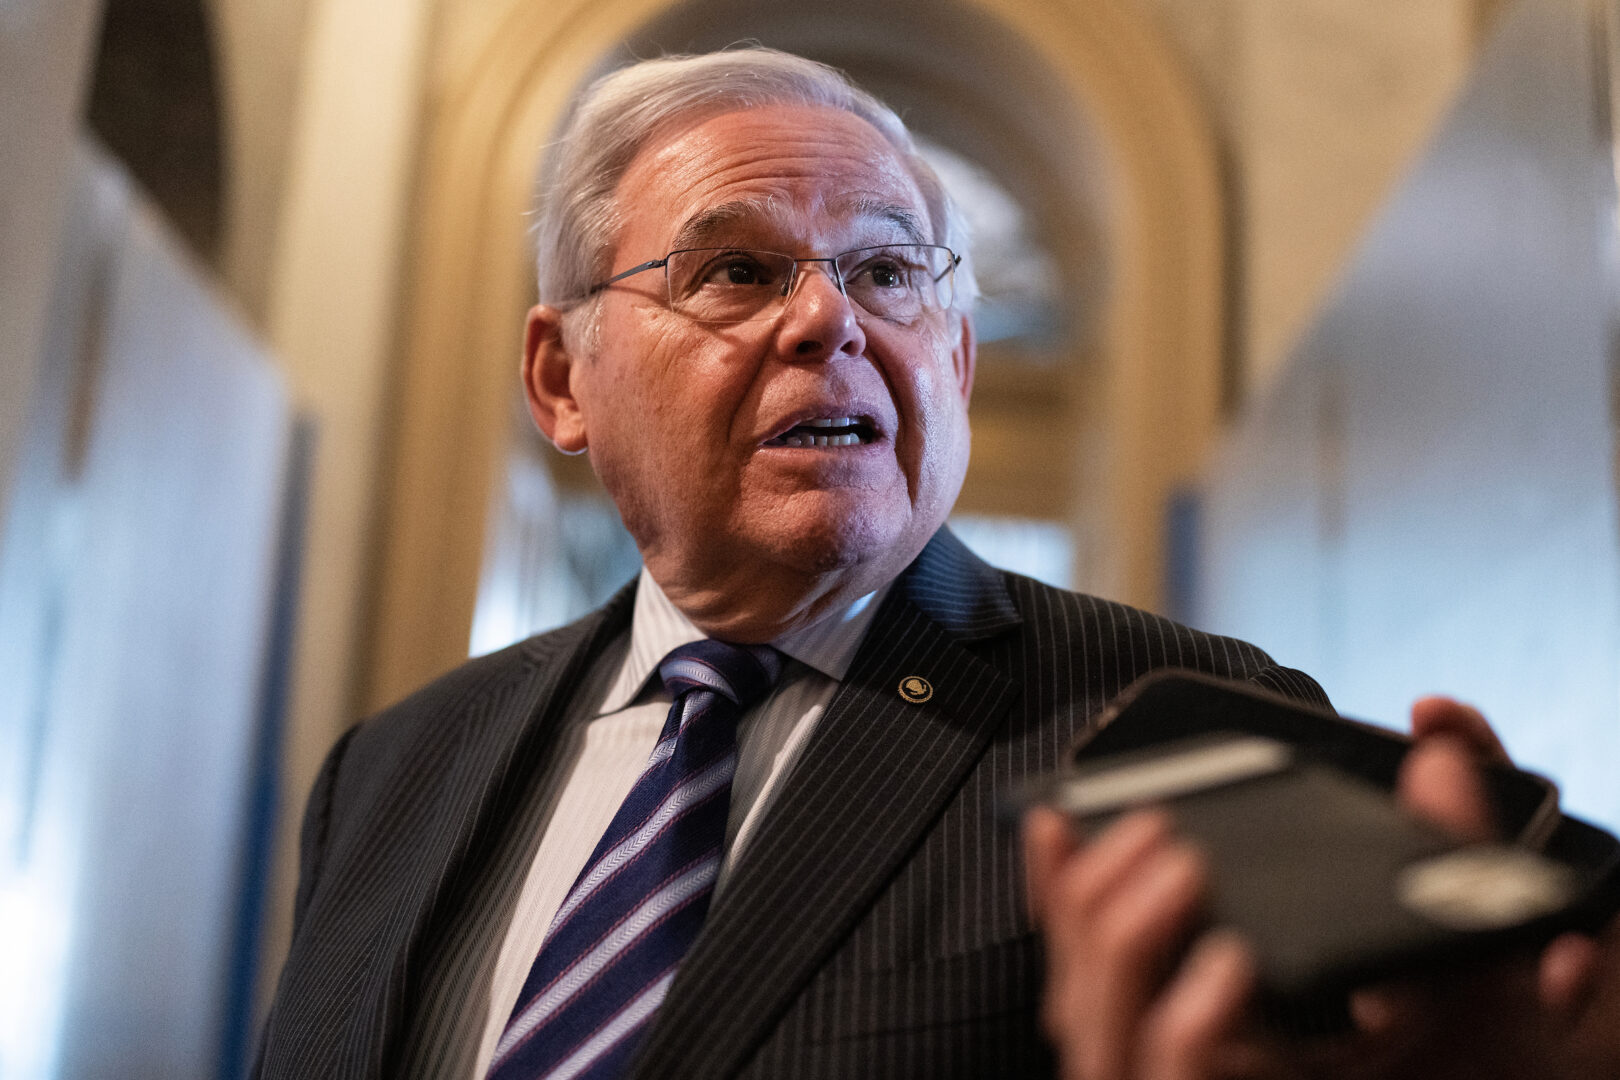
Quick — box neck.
[647,559,897,643]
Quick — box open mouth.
[764,416,879,448]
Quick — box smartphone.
[1022,672,1620,1025]
[1071,671,1563,846]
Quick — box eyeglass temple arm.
[586,257,669,295]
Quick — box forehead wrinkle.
[671,193,930,258]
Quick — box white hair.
[532,47,976,331]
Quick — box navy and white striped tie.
[486,639,784,1080]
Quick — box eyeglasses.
[585,244,960,325]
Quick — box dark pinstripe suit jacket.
[255,529,1327,1079]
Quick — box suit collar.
[899,525,1023,641]
[599,568,892,712]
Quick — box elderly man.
[253,47,1611,1080]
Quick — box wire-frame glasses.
[586,244,960,325]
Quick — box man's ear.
[951,311,977,405]
[523,304,588,454]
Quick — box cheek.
[900,368,971,513]
[897,359,963,463]
[594,332,742,457]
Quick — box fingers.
[1030,808,1246,1080]
[1539,918,1620,1078]
[1139,931,1262,1080]
[1043,811,1192,1078]
[1025,807,1081,924]
[1350,982,1423,1038]
[1401,696,1508,842]
[1408,696,1510,764]
[1083,833,1206,1078]
[1539,932,1602,1016]
[1397,736,1495,842]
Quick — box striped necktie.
[486,639,785,1080]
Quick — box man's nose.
[774,260,866,361]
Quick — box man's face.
[529,104,975,631]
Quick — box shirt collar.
[596,566,889,715]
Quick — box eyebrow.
[670,197,780,252]
[668,196,931,252]
[847,198,930,246]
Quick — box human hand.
[1377,697,1620,1080]
[1025,807,1286,1079]
[1025,695,1617,1080]
[1538,916,1620,1079]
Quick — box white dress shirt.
[471,569,887,1077]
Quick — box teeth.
[766,415,873,447]
[774,432,863,448]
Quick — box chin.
[757,506,924,577]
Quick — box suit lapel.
[350,584,638,1075]
[628,530,1023,1080]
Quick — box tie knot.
[658,639,784,712]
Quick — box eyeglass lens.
[664,245,954,325]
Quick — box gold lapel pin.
[898,675,934,704]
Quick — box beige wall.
[207,0,318,326]
[0,0,104,526]
[1194,0,1620,829]
[249,0,438,1017]
[1140,0,1496,393]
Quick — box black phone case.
[1074,671,1563,846]
[1030,671,1620,1026]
